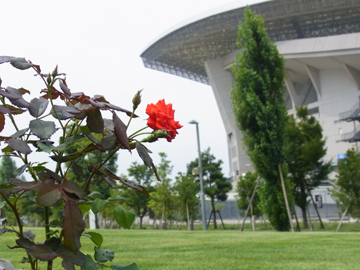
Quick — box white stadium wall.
[205,33,360,187]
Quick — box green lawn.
[1,228,360,270]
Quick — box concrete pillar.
[204,58,251,188]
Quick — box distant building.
[141,0,360,218]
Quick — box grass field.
[1,226,360,270]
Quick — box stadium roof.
[141,0,360,85]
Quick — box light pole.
[189,120,207,231]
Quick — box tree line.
[0,149,232,230]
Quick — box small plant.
[0,56,182,269]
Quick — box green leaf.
[79,203,91,213]
[53,143,70,152]
[10,127,29,138]
[108,195,127,201]
[7,138,32,154]
[20,257,30,263]
[81,255,103,270]
[13,163,30,176]
[2,145,13,153]
[79,200,92,205]
[29,119,56,140]
[82,231,103,247]
[72,162,84,176]
[29,97,48,118]
[49,220,62,227]
[62,200,85,253]
[91,199,109,214]
[114,205,135,229]
[82,144,98,154]
[83,132,101,145]
[0,201,6,209]
[94,247,114,263]
[36,180,61,207]
[46,230,59,237]
[101,134,116,150]
[64,133,84,144]
[112,263,141,270]
[87,191,103,199]
[79,125,92,133]
[10,57,33,70]
[37,141,53,153]
[87,107,104,133]
[31,164,46,173]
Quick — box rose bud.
[141,134,158,143]
[52,65,58,78]
[153,129,170,138]
[46,73,52,84]
[132,90,143,111]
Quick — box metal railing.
[339,101,360,121]
[341,124,360,142]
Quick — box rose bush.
[146,99,182,142]
[0,57,181,270]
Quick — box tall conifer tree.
[231,7,292,231]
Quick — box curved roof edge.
[141,0,360,85]
[141,0,269,54]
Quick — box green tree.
[285,106,331,228]
[236,171,262,218]
[330,149,360,219]
[121,161,154,228]
[231,6,292,231]
[173,172,199,230]
[187,148,231,229]
[0,156,18,224]
[0,157,39,226]
[147,152,174,229]
[0,156,16,185]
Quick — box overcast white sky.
[0,0,262,180]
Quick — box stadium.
[140,0,360,219]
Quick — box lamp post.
[189,120,207,231]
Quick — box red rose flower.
[146,99,182,142]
